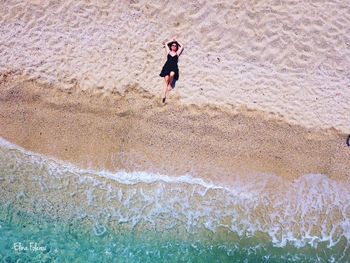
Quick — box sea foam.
[0,137,349,250]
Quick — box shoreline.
[1,129,350,253]
[0,74,349,185]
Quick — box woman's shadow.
[171,79,177,89]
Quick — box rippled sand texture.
[0,0,349,131]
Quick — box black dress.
[159,53,179,80]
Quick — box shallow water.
[0,138,349,262]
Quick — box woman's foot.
[162,97,166,103]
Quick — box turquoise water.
[2,207,348,262]
[0,138,349,262]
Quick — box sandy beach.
[1,0,350,132]
[1,74,349,186]
[1,1,350,261]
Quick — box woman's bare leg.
[163,75,170,102]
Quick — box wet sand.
[0,74,349,186]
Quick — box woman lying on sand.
[160,37,184,103]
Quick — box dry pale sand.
[0,0,350,133]
[1,74,349,186]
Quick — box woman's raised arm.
[163,40,171,54]
[176,40,184,56]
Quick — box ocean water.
[0,138,349,262]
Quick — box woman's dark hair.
[167,41,180,50]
